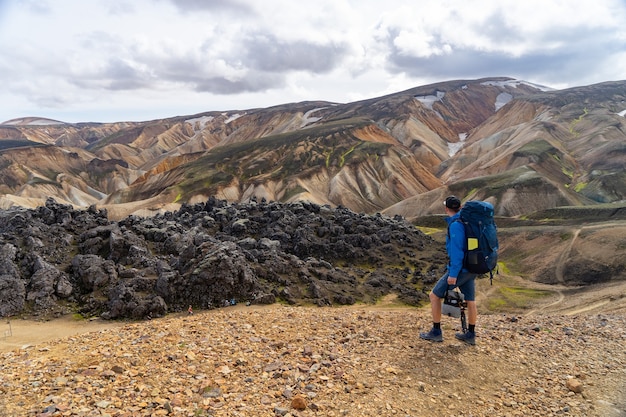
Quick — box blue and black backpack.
[456,200,499,283]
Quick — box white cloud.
[0,0,625,123]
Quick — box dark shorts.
[432,270,477,301]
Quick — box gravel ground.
[0,305,625,417]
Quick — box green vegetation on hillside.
[86,126,144,152]
[569,107,588,135]
[448,166,544,197]
[486,286,552,312]
[513,139,555,160]
[174,117,392,201]
[0,139,47,151]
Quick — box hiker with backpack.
[420,196,484,345]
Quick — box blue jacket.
[446,212,466,278]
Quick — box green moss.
[574,182,588,192]
[496,261,510,274]
[0,139,47,151]
[514,139,555,158]
[339,144,357,167]
[486,286,551,312]
[282,185,307,201]
[415,226,440,235]
[486,298,507,310]
[28,176,61,187]
[569,108,588,135]
[465,188,479,200]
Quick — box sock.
[433,322,441,330]
[468,324,475,333]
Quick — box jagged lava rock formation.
[0,198,440,320]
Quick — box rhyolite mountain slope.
[5,77,624,221]
[383,80,626,219]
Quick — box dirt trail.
[554,227,581,285]
[514,220,626,317]
[0,317,124,354]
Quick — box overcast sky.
[1,0,625,124]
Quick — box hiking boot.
[419,328,443,342]
[455,331,476,345]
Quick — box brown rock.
[291,394,307,410]
[111,365,125,374]
[566,378,583,393]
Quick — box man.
[420,196,478,345]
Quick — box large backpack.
[456,200,499,282]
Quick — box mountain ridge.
[1,76,624,220]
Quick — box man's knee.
[429,291,441,302]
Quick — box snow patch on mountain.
[448,133,467,157]
[495,93,513,111]
[415,91,445,110]
[301,107,326,127]
[185,115,214,132]
[481,79,553,91]
[224,113,244,124]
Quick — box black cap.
[444,196,461,210]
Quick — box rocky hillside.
[1,304,625,417]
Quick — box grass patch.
[415,226,440,235]
[486,286,551,312]
[569,107,588,135]
[574,182,588,192]
[372,293,407,308]
[495,261,510,275]
[339,144,357,167]
[30,178,61,187]
[513,139,555,160]
[0,139,48,151]
[282,184,307,201]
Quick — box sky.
[1,0,625,124]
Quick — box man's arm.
[447,220,466,280]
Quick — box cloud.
[0,0,625,123]
[72,58,154,91]
[194,74,282,94]
[376,1,626,88]
[165,0,253,14]
[241,34,349,73]
[385,24,622,88]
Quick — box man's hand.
[447,276,457,285]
